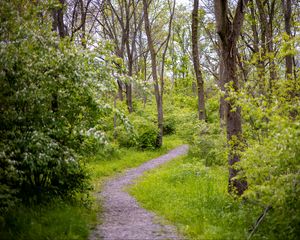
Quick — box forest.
[0,0,299,239]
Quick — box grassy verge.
[88,135,183,189]
[1,201,95,240]
[0,135,183,240]
[130,155,260,240]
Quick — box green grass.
[0,135,183,240]
[88,135,183,188]
[1,201,95,240]
[130,155,260,240]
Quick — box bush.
[239,118,300,239]
[0,1,114,211]
[164,101,226,166]
[0,130,89,207]
[134,118,159,150]
[163,116,176,135]
[122,114,160,150]
[137,126,159,150]
[188,122,227,166]
[177,118,227,167]
[115,126,137,148]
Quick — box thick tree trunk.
[191,0,206,121]
[125,0,133,113]
[222,45,247,195]
[214,0,249,196]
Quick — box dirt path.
[89,144,189,240]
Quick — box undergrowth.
[0,135,183,240]
[88,135,183,190]
[130,155,261,240]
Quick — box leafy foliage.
[134,117,159,150]
[0,1,115,211]
[239,118,300,239]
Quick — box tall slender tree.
[142,0,175,147]
[255,0,277,98]
[191,0,206,121]
[282,0,293,78]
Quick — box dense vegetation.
[0,0,299,239]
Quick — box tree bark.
[214,0,249,196]
[218,55,226,127]
[191,0,206,121]
[126,52,133,113]
[54,0,67,38]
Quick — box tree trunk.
[126,56,133,113]
[117,80,124,101]
[191,0,206,121]
[79,0,86,48]
[143,0,163,147]
[249,0,266,96]
[256,0,276,99]
[282,0,293,78]
[51,0,67,113]
[55,0,67,38]
[222,45,247,195]
[218,55,226,127]
[214,0,249,196]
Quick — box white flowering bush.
[0,1,116,211]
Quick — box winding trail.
[89,144,189,240]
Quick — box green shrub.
[163,116,176,135]
[0,130,89,207]
[116,117,159,150]
[239,118,300,239]
[176,115,227,167]
[188,122,227,166]
[136,122,159,150]
[0,1,115,210]
[131,116,159,150]
[115,126,137,148]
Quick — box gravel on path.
[89,144,189,240]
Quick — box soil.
[89,144,189,240]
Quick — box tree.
[255,0,277,98]
[142,0,175,147]
[191,0,206,120]
[282,0,293,78]
[214,0,249,195]
[52,0,68,38]
[51,0,68,113]
[94,0,143,113]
